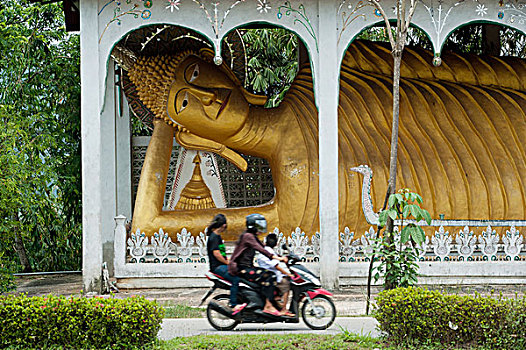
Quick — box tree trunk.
[13,220,32,273]
[387,53,402,198]
[383,52,402,290]
[366,191,391,314]
[14,232,32,273]
[365,253,375,314]
[482,24,501,56]
[368,0,416,291]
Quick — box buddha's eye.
[189,64,199,83]
[179,91,189,113]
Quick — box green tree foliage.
[500,27,526,57]
[0,251,16,293]
[357,25,433,50]
[0,0,81,273]
[242,28,298,107]
[379,189,431,246]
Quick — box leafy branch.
[371,189,431,290]
[379,188,431,245]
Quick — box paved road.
[158,317,379,339]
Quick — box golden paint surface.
[130,41,526,240]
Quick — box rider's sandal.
[231,303,247,315]
[280,311,295,317]
[262,309,281,317]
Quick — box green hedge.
[0,294,164,349]
[375,287,526,348]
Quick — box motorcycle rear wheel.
[206,294,239,331]
[301,294,336,330]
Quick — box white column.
[116,88,132,220]
[113,215,127,277]
[101,60,118,275]
[106,69,133,276]
[81,0,102,292]
[317,1,340,289]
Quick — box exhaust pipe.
[209,300,235,319]
[198,287,216,307]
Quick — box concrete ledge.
[117,277,209,289]
[116,261,526,288]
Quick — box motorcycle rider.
[206,214,247,315]
[228,214,288,316]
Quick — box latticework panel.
[216,154,274,207]
[131,137,181,210]
[131,137,274,209]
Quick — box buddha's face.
[166,56,249,141]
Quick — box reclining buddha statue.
[116,40,526,240]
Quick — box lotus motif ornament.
[196,231,208,259]
[177,228,195,261]
[503,226,523,261]
[455,226,476,261]
[153,228,172,262]
[128,229,148,263]
[339,227,359,261]
[361,226,377,258]
[479,226,499,261]
[432,226,452,261]
[287,227,308,259]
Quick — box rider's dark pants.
[238,267,277,303]
[213,264,240,307]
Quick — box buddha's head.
[128,49,266,143]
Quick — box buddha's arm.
[131,119,278,240]
[131,119,174,234]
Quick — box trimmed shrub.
[0,294,164,349]
[375,287,526,349]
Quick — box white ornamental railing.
[114,216,526,265]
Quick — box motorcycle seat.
[238,278,259,290]
[205,271,260,290]
[205,271,226,281]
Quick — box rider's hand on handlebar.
[271,255,288,263]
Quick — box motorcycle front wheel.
[206,294,239,331]
[301,294,336,330]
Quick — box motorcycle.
[200,249,336,331]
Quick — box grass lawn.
[155,333,379,350]
[153,333,491,350]
[162,303,205,318]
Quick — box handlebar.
[281,243,300,266]
[279,244,303,281]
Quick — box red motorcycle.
[200,251,336,330]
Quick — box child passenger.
[257,233,295,317]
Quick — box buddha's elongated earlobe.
[241,90,267,106]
